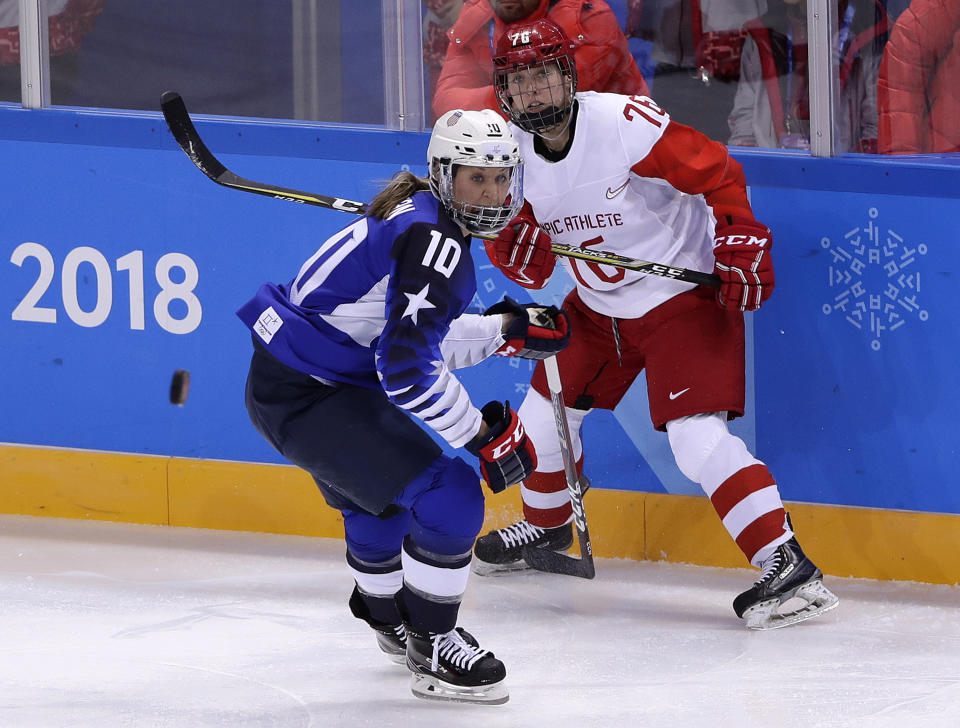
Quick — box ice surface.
[1,515,958,728]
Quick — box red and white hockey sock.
[667,413,792,567]
[516,389,588,530]
[520,458,583,529]
[708,463,792,566]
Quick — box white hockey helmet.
[427,109,524,236]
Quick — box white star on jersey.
[402,283,436,324]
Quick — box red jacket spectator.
[0,0,105,65]
[432,0,649,119]
[878,0,960,154]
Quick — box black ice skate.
[473,519,573,575]
[347,586,409,665]
[405,626,508,704]
[733,537,839,630]
[371,623,406,664]
[374,621,479,666]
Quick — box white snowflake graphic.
[821,207,928,351]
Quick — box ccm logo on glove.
[489,421,527,459]
[464,401,537,493]
[713,233,770,247]
[712,217,775,312]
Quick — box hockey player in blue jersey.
[238,109,569,704]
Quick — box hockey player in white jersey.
[473,18,839,630]
[239,109,570,703]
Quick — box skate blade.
[380,650,406,666]
[744,580,840,631]
[410,672,509,705]
[375,635,407,665]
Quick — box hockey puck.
[169,369,190,406]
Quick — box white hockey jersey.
[512,91,749,319]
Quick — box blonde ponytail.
[367,171,432,220]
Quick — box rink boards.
[1,106,958,583]
[2,444,959,585]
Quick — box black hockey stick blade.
[523,538,596,579]
[160,92,718,287]
[160,91,367,214]
[161,91,227,181]
[522,486,596,580]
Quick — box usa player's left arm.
[440,313,506,370]
[377,222,484,448]
[621,95,757,225]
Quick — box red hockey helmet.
[493,19,578,136]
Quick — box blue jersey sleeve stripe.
[415,378,467,420]
[421,388,473,431]
[390,369,449,411]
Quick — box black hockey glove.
[464,400,537,493]
[485,296,571,360]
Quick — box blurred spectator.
[423,0,465,99]
[625,1,765,140]
[877,0,960,154]
[883,1,917,22]
[432,0,649,119]
[727,0,888,152]
[0,0,105,103]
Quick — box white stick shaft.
[545,352,564,394]
[544,356,588,536]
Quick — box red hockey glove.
[483,203,556,289]
[712,217,775,311]
[464,401,537,493]
[484,296,571,360]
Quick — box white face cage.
[427,109,524,236]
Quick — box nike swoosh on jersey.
[605,180,630,199]
[668,388,690,400]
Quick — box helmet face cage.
[494,56,577,136]
[427,110,525,236]
[493,21,578,136]
[436,162,524,236]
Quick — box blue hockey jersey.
[237,191,503,449]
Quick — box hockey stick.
[521,355,596,579]
[160,91,720,289]
[160,91,366,214]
